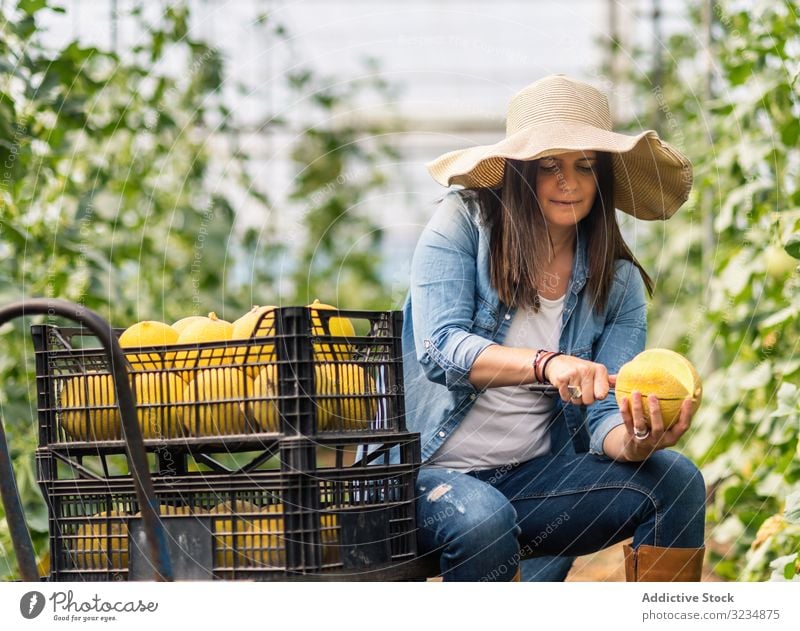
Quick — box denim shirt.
[401,189,648,464]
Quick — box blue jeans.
[416,449,706,581]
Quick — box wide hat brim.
[426,121,693,220]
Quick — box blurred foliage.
[284,57,401,310]
[625,0,800,580]
[0,0,398,579]
[0,0,263,579]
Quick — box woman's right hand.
[543,354,611,405]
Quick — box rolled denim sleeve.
[587,260,648,455]
[409,192,495,392]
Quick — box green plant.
[0,0,399,579]
[1,0,263,578]
[282,58,401,310]
[623,0,800,580]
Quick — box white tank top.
[429,294,565,471]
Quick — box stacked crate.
[32,307,421,581]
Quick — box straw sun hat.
[426,75,693,220]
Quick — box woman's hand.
[609,386,694,462]
[543,354,611,405]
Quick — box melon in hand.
[614,348,702,428]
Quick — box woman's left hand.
[614,390,694,462]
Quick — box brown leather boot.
[624,544,704,581]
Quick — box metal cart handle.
[0,298,173,581]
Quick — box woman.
[401,75,705,581]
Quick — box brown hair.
[475,153,653,313]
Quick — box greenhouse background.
[26,0,692,301]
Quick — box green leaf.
[0,222,31,248]
[17,0,47,16]
[786,233,800,259]
[10,15,36,39]
[780,118,800,146]
[728,61,754,86]
[770,553,800,581]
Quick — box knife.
[528,384,616,397]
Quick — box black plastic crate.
[36,429,420,483]
[31,307,407,452]
[39,436,420,581]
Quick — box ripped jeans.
[416,449,706,581]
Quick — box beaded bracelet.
[539,351,563,384]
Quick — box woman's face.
[534,151,598,228]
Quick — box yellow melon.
[318,511,340,565]
[315,363,376,431]
[232,305,277,339]
[119,321,178,371]
[132,371,186,439]
[232,503,286,569]
[59,373,122,441]
[307,299,355,361]
[171,315,209,336]
[70,510,128,570]
[231,305,277,379]
[181,367,256,436]
[59,371,189,441]
[251,364,280,432]
[210,500,274,569]
[174,312,234,370]
[615,348,703,428]
[211,501,337,569]
[133,504,203,518]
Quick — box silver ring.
[569,386,582,399]
[633,428,651,440]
